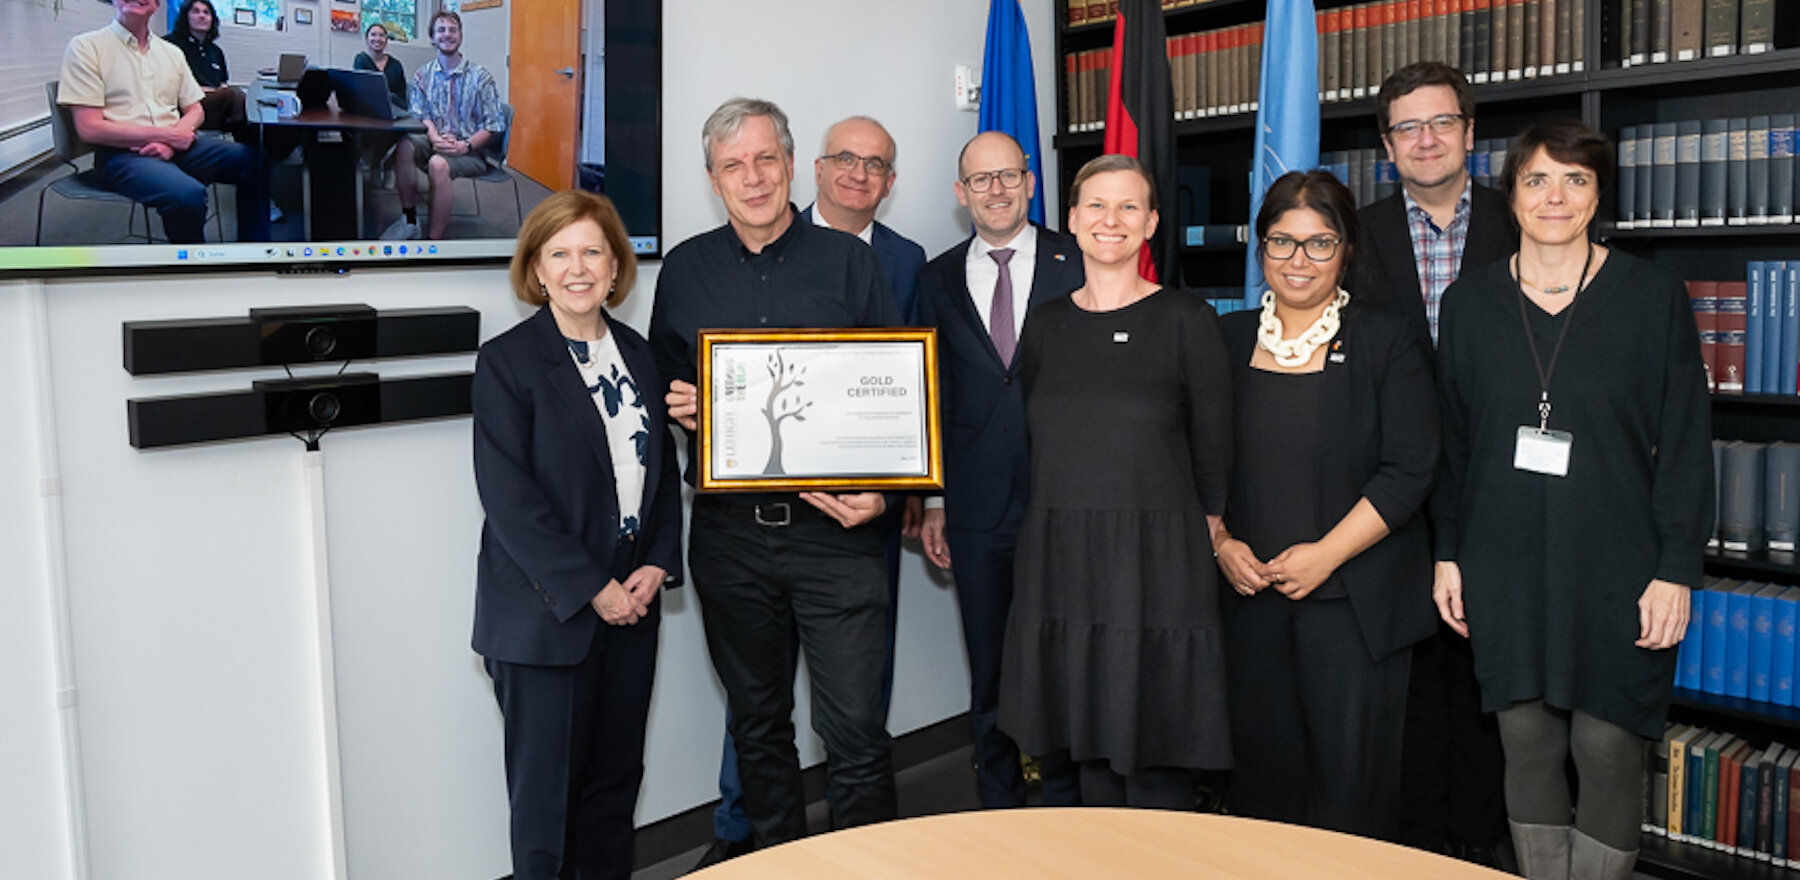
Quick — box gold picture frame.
[697,327,943,493]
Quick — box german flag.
[1103,0,1180,286]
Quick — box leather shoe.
[690,837,755,872]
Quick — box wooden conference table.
[688,809,1514,879]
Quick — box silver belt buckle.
[753,502,791,527]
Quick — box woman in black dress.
[353,23,409,108]
[998,154,1233,808]
[1435,120,1711,879]
[473,190,683,879]
[1214,170,1439,840]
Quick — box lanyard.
[1513,241,1594,431]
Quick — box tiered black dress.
[997,289,1235,774]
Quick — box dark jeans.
[690,497,897,847]
[712,506,905,841]
[485,599,658,880]
[96,137,267,244]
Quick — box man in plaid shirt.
[384,10,503,241]
[1352,61,1517,869]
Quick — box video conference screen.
[0,0,660,277]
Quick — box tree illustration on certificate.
[760,350,810,475]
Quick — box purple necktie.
[989,248,1016,366]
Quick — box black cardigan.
[1219,302,1441,661]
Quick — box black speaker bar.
[123,305,480,375]
[128,372,473,449]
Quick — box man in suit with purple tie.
[916,131,1083,808]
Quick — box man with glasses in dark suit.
[1353,61,1514,867]
[915,130,1084,809]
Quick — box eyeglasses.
[822,151,891,176]
[1386,113,1467,141]
[1262,235,1341,262]
[962,168,1027,193]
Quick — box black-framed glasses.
[822,151,891,176]
[1262,235,1341,262]
[962,168,1027,193]
[1386,113,1467,140]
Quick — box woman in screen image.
[353,22,408,108]
[472,190,682,880]
[998,154,1233,807]
[1213,170,1438,840]
[166,0,247,135]
[1434,119,1711,880]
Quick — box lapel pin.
[1113,331,1130,343]
[1054,253,1066,261]
[1328,339,1346,363]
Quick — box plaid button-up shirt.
[409,55,503,142]
[1405,179,1473,346]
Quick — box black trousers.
[946,502,1080,808]
[1400,622,1508,849]
[1223,591,1409,840]
[485,599,658,880]
[690,496,897,847]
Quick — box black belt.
[701,495,826,527]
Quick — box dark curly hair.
[170,0,221,43]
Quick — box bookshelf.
[1052,3,1800,878]
[1052,0,1800,289]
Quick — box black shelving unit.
[1052,3,1800,878]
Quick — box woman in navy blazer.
[1215,170,1439,840]
[472,190,682,880]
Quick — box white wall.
[0,0,1062,877]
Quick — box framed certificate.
[697,328,943,492]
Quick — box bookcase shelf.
[1703,548,1800,584]
[1602,224,1800,240]
[1639,830,1796,880]
[1588,48,1800,92]
[1673,688,1800,732]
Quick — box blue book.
[1766,261,1787,393]
[1786,262,1800,395]
[1706,580,1738,695]
[1729,581,1760,699]
[1750,262,1768,394]
[1790,265,1800,396]
[1680,580,1712,690]
[1775,587,1800,707]
[1693,732,1719,840]
[1753,583,1785,702]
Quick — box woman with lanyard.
[1433,119,1712,880]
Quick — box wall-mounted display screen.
[0,0,660,277]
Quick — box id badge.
[1514,426,1573,477]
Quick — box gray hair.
[820,115,896,165]
[702,97,794,171]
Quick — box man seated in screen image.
[58,0,268,245]
[383,9,503,241]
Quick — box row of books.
[1618,117,1800,231]
[1619,0,1780,68]
[1316,0,1586,101]
[1689,264,1800,397]
[1714,441,1800,559]
[1066,0,1217,28]
[1649,722,1800,864]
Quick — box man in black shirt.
[650,97,900,852]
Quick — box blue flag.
[1245,0,1321,307]
[980,0,1045,226]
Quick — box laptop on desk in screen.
[328,69,408,121]
[275,53,308,87]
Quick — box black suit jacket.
[800,205,926,322]
[1219,304,1440,661]
[470,306,684,666]
[916,225,1084,531]
[1353,181,1516,354]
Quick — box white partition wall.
[0,0,1061,877]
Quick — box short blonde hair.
[510,189,637,308]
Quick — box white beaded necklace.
[1257,288,1350,368]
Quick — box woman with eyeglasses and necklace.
[1212,170,1439,839]
[998,154,1233,808]
[1434,120,1710,880]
